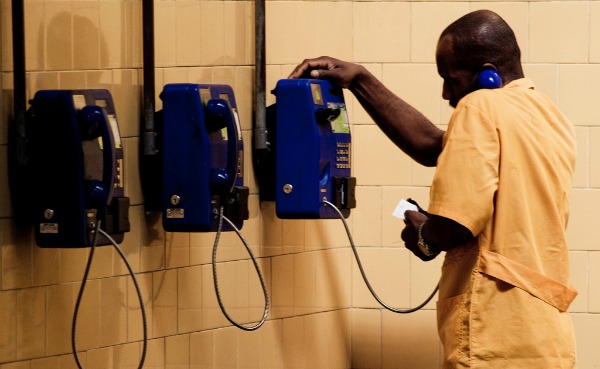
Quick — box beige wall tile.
[58,71,86,90]
[235,67,254,133]
[154,1,176,68]
[99,276,128,347]
[165,334,190,369]
[257,320,283,367]
[410,253,442,310]
[558,64,600,126]
[523,64,558,103]
[189,231,215,266]
[16,287,45,359]
[281,316,305,368]
[304,217,352,250]
[98,1,136,70]
[312,2,353,62]
[351,308,381,369]
[271,254,294,319]
[175,2,201,66]
[411,2,470,63]
[165,231,190,269]
[46,283,75,356]
[383,63,442,125]
[589,252,600,313]
[31,356,59,369]
[74,279,101,351]
[152,269,178,337]
[1,0,13,71]
[190,330,214,368]
[353,2,410,63]
[304,313,327,368]
[590,128,600,188]
[113,342,143,369]
[572,127,589,188]
[215,327,238,368]
[353,125,412,186]
[567,189,600,251]
[224,2,254,66]
[324,310,351,368]
[199,2,225,66]
[568,251,587,313]
[202,264,230,330]
[592,2,600,63]
[86,346,112,369]
[127,272,152,343]
[111,69,141,138]
[315,248,352,310]
[123,137,143,206]
[25,0,45,72]
[571,313,600,368]
[45,3,73,71]
[411,160,436,187]
[352,186,382,247]
[293,251,317,315]
[144,338,166,369]
[248,258,270,323]
[0,143,12,218]
[530,2,588,63]
[72,1,100,70]
[1,234,32,290]
[265,2,294,65]
[351,247,410,309]
[382,309,439,368]
[238,330,261,369]
[0,290,17,363]
[1,361,31,369]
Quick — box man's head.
[436,10,524,107]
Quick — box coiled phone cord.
[72,221,148,369]
[323,200,439,314]
[212,206,269,331]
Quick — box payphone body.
[160,83,248,232]
[24,89,129,248]
[273,79,356,219]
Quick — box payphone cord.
[71,221,148,369]
[212,206,270,331]
[323,200,439,314]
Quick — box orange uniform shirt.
[429,78,577,368]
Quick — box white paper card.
[392,199,419,220]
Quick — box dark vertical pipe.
[253,0,267,150]
[142,0,157,156]
[12,0,27,165]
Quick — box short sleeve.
[428,100,499,236]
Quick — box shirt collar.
[504,77,536,90]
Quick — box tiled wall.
[1,0,599,368]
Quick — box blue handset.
[24,90,128,248]
[161,84,248,232]
[476,69,503,89]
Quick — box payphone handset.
[273,79,356,219]
[160,84,249,232]
[25,89,129,247]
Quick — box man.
[289,10,577,368]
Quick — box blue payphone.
[271,79,356,218]
[159,83,249,232]
[21,89,129,247]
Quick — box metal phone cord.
[212,206,269,331]
[72,221,148,369]
[324,200,439,314]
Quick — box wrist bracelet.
[417,222,439,257]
